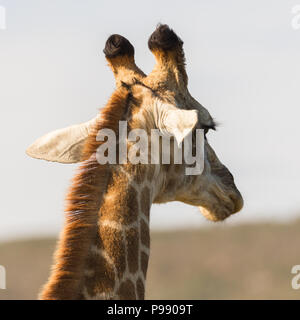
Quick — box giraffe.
[26,25,243,300]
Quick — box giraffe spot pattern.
[101,183,139,225]
[125,227,139,274]
[98,225,126,279]
[133,164,146,185]
[140,220,150,248]
[141,186,150,219]
[146,164,155,182]
[136,278,145,300]
[81,166,151,300]
[117,279,136,300]
[84,251,115,297]
[141,251,149,279]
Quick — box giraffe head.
[27,25,243,223]
[115,24,244,222]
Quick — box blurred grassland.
[1,220,300,300]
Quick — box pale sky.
[1,0,300,240]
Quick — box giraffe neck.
[81,165,155,300]
[39,86,164,300]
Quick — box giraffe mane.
[40,86,132,299]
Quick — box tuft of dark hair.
[103,34,134,58]
[148,24,183,51]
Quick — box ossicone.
[103,34,135,58]
[148,24,183,52]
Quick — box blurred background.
[0,0,300,299]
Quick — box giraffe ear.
[26,116,99,163]
[157,103,198,145]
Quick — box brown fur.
[107,56,146,88]
[136,278,145,300]
[84,250,116,297]
[125,228,140,273]
[40,87,131,299]
[117,279,136,300]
